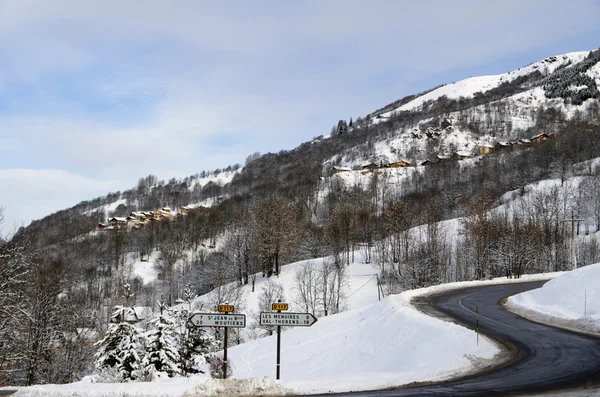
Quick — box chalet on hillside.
[109,217,127,228]
[126,217,142,229]
[531,133,550,143]
[477,144,495,155]
[180,205,211,214]
[362,163,379,171]
[436,154,452,163]
[130,211,148,222]
[495,142,511,151]
[96,223,107,231]
[331,166,352,175]
[123,306,153,323]
[155,209,175,221]
[389,160,412,168]
[454,151,473,160]
[180,205,193,215]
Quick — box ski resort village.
[2,2,600,397]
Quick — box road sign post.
[276,300,283,380]
[260,303,317,380]
[188,306,245,379]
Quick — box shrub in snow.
[209,353,232,379]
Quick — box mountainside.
[2,48,600,386]
[17,49,600,245]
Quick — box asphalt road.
[311,281,600,396]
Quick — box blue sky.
[1,0,599,236]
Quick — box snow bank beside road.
[507,264,600,333]
[227,289,499,395]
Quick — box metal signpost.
[188,305,246,379]
[260,301,318,380]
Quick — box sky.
[0,0,599,236]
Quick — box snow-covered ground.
[15,263,562,397]
[507,263,600,333]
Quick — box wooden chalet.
[155,209,175,221]
[362,163,379,171]
[130,211,148,222]
[388,160,412,168]
[436,154,452,163]
[126,216,142,229]
[477,144,495,155]
[495,142,511,150]
[454,151,473,160]
[109,217,127,228]
[123,306,153,323]
[331,166,352,175]
[96,222,107,231]
[531,133,550,143]
[180,205,211,215]
[509,140,523,148]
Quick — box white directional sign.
[260,312,318,327]
[188,313,246,328]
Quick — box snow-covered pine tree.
[118,327,142,381]
[94,284,143,381]
[170,294,219,375]
[94,305,143,380]
[179,324,219,375]
[142,297,180,378]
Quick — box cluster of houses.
[331,132,552,175]
[96,205,209,231]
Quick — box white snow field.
[507,263,600,333]
[14,268,562,397]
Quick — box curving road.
[312,281,600,396]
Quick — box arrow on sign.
[188,313,246,328]
[260,312,318,327]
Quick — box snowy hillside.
[336,50,599,169]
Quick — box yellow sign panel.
[272,303,289,311]
[218,305,235,313]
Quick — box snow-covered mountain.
[330,50,599,170]
[381,52,590,115]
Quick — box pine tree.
[337,119,348,135]
[142,297,180,378]
[94,306,143,380]
[179,326,219,375]
[94,285,143,381]
[118,328,142,380]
